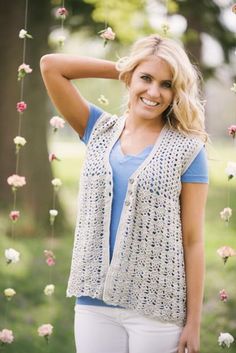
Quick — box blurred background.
[0,0,236,352]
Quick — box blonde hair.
[116,34,209,142]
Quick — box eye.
[161,81,172,89]
[140,75,152,82]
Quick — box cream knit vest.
[67,112,204,327]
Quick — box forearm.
[184,239,205,327]
[40,53,119,80]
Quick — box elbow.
[40,54,56,73]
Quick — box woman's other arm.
[40,54,119,137]
[178,182,208,353]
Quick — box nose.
[147,83,161,99]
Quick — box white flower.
[19,29,33,39]
[13,136,27,146]
[5,248,20,264]
[44,284,55,296]
[51,178,62,187]
[98,94,109,106]
[50,116,65,130]
[220,207,232,222]
[49,209,58,216]
[4,288,16,298]
[225,161,236,179]
[218,332,234,348]
[231,83,236,93]
[19,29,27,38]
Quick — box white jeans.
[74,304,183,353]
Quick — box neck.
[125,111,165,134]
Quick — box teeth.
[141,97,159,107]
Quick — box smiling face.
[128,55,174,126]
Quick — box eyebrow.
[140,72,172,82]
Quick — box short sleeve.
[181,146,209,183]
[81,103,104,145]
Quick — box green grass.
[0,140,236,352]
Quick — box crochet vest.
[67,112,204,327]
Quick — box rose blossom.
[17,63,32,81]
[49,153,60,162]
[38,324,53,339]
[56,7,68,17]
[217,246,236,264]
[46,257,55,266]
[228,125,236,139]
[4,288,16,299]
[5,248,20,264]
[9,210,20,222]
[225,161,236,180]
[19,29,32,39]
[218,332,234,348]
[49,209,58,226]
[50,116,65,131]
[0,329,14,344]
[99,27,115,46]
[7,174,26,188]
[44,250,56,266]
[18,63,32,73]
[14,136,27,146]
[219,289,228,302]
[44,284,55,296]
[16,101,27,113]
[51,178,62,191]
[220,207,232,222]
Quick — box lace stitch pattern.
[67,113,204,326]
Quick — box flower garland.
[215,5,236,348]
[1,0,32,348]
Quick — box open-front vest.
[67,112,204,327]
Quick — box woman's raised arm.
[40,54,119,137]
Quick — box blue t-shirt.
[77,103,209,308]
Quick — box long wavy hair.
[116,34,209,142]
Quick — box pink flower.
[217,246,236,264]
[50,116,65,132]
[219,289,228,302]
[17,63,32,81]
[49,153,60,162]
[18,63,32,73]
[44,250,56,266]
[46,257,55,266]
[0,329,14,344]
[228,125,236,139]
[99,27,116,46]
[9,210,20,222]
[56,7,68,17]
[16,101,27,113]
[38,324,53,339]
[7,174,26,188]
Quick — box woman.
[40,34,209,353]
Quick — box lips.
[140,97,160,107]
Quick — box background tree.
[0,0,235,235]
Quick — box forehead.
[134,56,172,80]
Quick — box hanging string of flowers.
[215,4,236,349]
[97,0,115,107]
[1,0,32,348]
[36,3,68,348]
